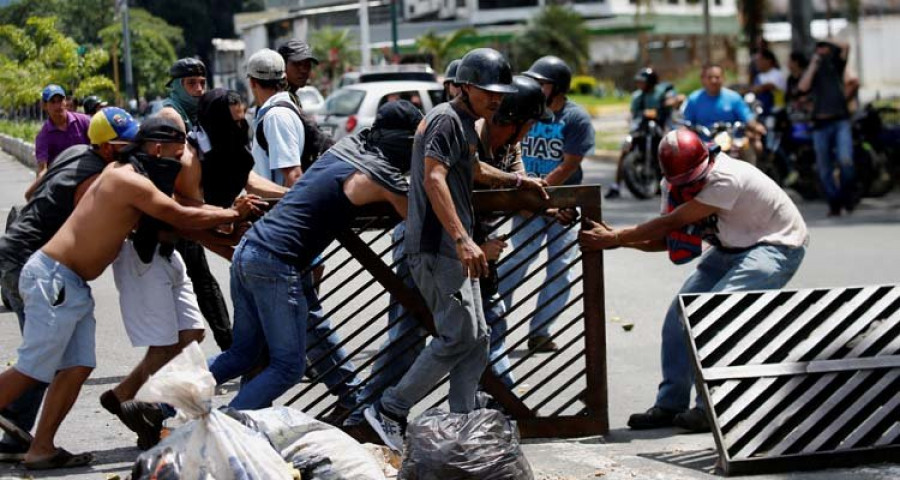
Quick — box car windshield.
[297,90,321,106]
[323,88,365,116]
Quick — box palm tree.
[510,5,590,73]
[415,28,476,72]
[309,27,361,89]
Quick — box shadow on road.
[638,448,720,476]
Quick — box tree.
[510,5,590,73]
[415,28,476,73]
[0,16,114,110]
[310,27,360,89]
[0,0,115,47]
[100,8,184,98]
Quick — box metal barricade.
[680,285,900,475]
[283,185,608,439]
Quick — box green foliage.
[0,16,114,110]
[510,5,590,74]
[0,0,114,46]
[571,75,598,95]
[0,119,42,142]
[415,28,476,73]
[100,8,183,98]
[310,27,360,84]
[672,67,740,96]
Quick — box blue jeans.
[811,119,854,207]
[498,215,578,338]
[0,266,46,447]
[209,240,308,410]
[302,274,363,409]
[483,291,515,388]
[655,244,806,412]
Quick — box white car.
[316,81,445,141]
[295,86,325,114]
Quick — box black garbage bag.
[399,408,534,480]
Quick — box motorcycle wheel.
[623,150,660,200]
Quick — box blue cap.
[88,107,140,145]
[41,84,66,102]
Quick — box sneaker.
[604,187,621,199]
[118,401,165,450]
[627,406,682,430]
[0,413,32,447]
[527,336,559,353]
[673,407,711,433]
[364,404,406,452]
[0,441,27,462]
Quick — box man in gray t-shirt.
[364,48,546,452]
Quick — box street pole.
[789,0,814,54]
[122,1,135,104]
[391,0,399,55]
[360,0,371,68]
[703,0,712,63]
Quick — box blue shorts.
[16,251,96,383]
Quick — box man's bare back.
[43,161,256,280]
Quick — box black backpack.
[256,100,335,171]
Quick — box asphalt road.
[1,149,899,479]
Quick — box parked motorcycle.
[852,102,894,198]
[623,108,665,199]
[759,108,820,200]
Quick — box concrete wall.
[857,15,900,97]
[0,134,36,169]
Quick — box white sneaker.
[364,405,405,452]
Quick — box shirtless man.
[0,122,259,469]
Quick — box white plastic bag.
[130,342,292,480]
[237,406,386,480]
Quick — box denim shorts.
[16,250,96,383]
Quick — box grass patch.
[0,120,42,142]
[570,94,630,117]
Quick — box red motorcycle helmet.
[658,128,712,186]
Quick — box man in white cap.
[247,48,305,187]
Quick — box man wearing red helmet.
[580,128,808,433]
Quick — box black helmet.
[455,48,516,94]
[444,59,461,84]
[167,57,207,86]
[634,67,658,87]
[82,95,107,116]
[523,55,572,98]
[494,75,553,125]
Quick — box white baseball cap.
[247,48,285,81]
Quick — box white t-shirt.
[251,91,305,185]
[665,155,808,249]
[756,68,787,92]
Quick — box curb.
[0,133,36,169]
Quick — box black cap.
[455,48,516,94]
[372,100,424,134]
[168,58,207,86]
[137,116,186,144]
[277,40,319,65]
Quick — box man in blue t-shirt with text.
[498,55,595,352]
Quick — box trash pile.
[127,343,532,480]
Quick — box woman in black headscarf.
[193,88,258,208]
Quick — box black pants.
[175,240,232,350]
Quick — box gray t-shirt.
[405,102,479,259]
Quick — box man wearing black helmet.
[443,59,462,102]
[608,68,679,199]
[498,55,595,353]
[364,48,547,452]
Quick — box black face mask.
[128,151,183,196]
[369,128,415,173]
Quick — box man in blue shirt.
[682,64,758,137]
[498,56,595,352]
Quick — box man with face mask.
[160,58,207,130]
[158,58,235,352]
[0,108,138,463]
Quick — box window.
[428,89,445,107]
[323,89,365,116]
[478,0,538,10]
[378,91,426,111]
